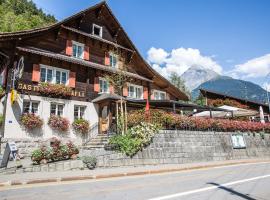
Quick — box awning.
[92,93,126,103]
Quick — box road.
[1,162,270,200]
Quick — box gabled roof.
[0,1,189,101]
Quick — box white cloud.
[147,47,222,78]
[231,54,270,78]
[147,47,169,65]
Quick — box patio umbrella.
[260,106,265,123]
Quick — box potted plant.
[72,119,90,134]
[48,115,70,132]
[31,145,51,164]
[21,113,43,130]
[82,156,97,170]
[39,82,72,98]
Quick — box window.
[72,41,84,59]
[128,84,143,99]
[74,105,86,119]
[92,24,102,38]
[50,103,64,116]
[109,53,118,68]
[154,90,166,100]
[40,65,69,85]
[99,77,109,93]
[23,101,39,114]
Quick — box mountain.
[181,66,219,91]
[192,76,269,104]
[0,0,56,33]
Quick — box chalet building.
[0,2,188,142]
[200,88,270,121]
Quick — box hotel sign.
[17,82,85,98]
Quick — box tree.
[169,72,190,97]
[0,0,56,33]
[104,70,132,135]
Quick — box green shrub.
[0,114,4,127]
[82,156,97,169]
[109,122,160,157]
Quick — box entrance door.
[100,105,109,134]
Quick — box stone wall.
[85,130,270,167]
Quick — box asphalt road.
[1,162,270,200]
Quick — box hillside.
[0,0,56,33]
[192,76,269,104]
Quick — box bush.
[109,122,160,157]
[82,156,97,170]
[31,138,79,164]
[39,83,72,98]
[31,145,51,164]
[128,109,270,133]
[72,119,90,134]
[48,115,69,132]
[21,113,43,130]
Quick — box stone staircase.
[83,134,110,150]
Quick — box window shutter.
[32,64,40,82]
[123,84,128,97]
[104,52,110,66]
[109,85,114,94]
[69,72,76,88]
[143,87,148,100]
[94,77,100,92]
[150,90,155,100]
[84,46,90,60]
[66,40,72,56]
[166,93,170,100]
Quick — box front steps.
[83,134,111,149]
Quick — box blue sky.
[33,0,270,88]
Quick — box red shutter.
[66,40,72,56]
[123,84,128,97]
[69,72,76,88]
[32,64,40,82]
[84,46,90,60]
[94,77,100,92]
[104,52,110,66]
[109,85,114,94]
[143,87,148,100]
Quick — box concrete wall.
[88,130,270,167]
[3,93,99,143]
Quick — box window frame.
[22,100,39,115]
[40,65,69,85]
[92,24,103,38]
[74,105,86,120]
[72,41,85,59]
[99,77,109,94]
[50,103,64,117]
[109,52,118,68]
[127,83,143,99]
[153,90,166,100]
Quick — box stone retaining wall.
[84,130,270,167]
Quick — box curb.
[0,160,269,188]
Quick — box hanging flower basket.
[21,113,43,130]
[39,83,72,98]
[48,115,70,132]
[72,119,90,134]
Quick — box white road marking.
[148,174,270,200]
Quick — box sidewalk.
[1,158,270,187]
